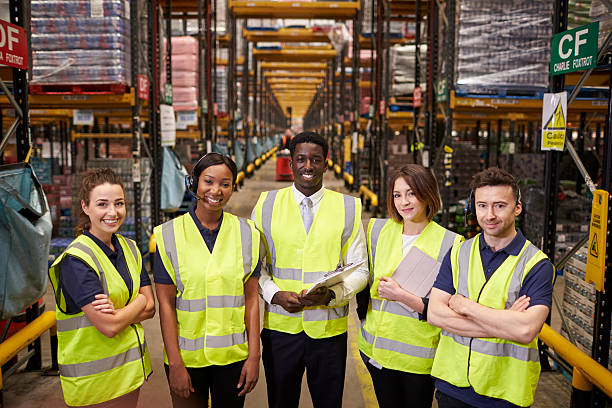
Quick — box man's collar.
[292,184,326,205]
[479,229,525,256]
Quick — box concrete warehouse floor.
[3,157,571,407]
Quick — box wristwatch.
[326,288,336,305]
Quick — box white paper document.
[305,260,366,295]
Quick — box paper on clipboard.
[390,246,441,298]
[305,260,366,295]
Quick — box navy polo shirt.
[432,230,554,408]
[153,208,261,285]
[59,230,152,315]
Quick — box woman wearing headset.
[357,164,462,408]
[49,168,154,407]
[154,153,261,408]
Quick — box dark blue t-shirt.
[153,208,261,285]
[59,230,152,315]
[432,230,554,408]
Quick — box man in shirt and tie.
[252,131,368,408]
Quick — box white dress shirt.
[253,184,369,307]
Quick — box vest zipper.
[131,324,148,381]
[466,273,494,388]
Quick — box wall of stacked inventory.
[561,244,612,370]
[454,0,552,95]
[31,0,132,90]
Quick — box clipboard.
[305,260,367,295]
[390,246,441,298]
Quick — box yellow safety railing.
[333,164,342,176]
[246,163,255,174]
[359,185,379,207]
[327,159,333,168]
[343,172,354,186]
[254,158,262,167]
[236,171,245,185]
[539,324,612,398]
[0,311,56,390]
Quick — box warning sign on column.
[541,92,567,151]
[586,190,609,291]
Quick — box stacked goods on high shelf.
[455,0,552,93]
[216,66,228,116]
[216,0,227,35]
[31,0,131,89]
[390,45,427,98]
[170,36,198,112]
[500,153,546,187]
[522,182,591,264]
[569,0,592,28]
[590,0,612,49]
[561,243,612,369]
[362,0,404,36]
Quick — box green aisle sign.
[550,21,599,75]
[436,78,448,102]
[163,82,173,105]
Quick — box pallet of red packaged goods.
[29,83,129,95]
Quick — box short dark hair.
[193,152,238,186]
[470,167,520,203]
[289,131,328,159]
[387,164,441,223]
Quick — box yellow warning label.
[541,92,567,151]
[586,190,609,291]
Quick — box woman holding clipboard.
[356,164,462,408]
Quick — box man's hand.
[299,287,332,307]
[272,291,304,313]
[448,293,474,316]
[509,295,530,312]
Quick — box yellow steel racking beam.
[264,71,326,78]
[254,48,336,62]
[244,27,330,43]
[267,78,322,85]
[229,0,359,19]
[261,62,327,71]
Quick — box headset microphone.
[185,175,201,200]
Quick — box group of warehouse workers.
[49,131,553,408]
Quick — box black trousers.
[361,352,435,408]
[435,390,527,408]
[164,361,245,408]
[261,329,347,408]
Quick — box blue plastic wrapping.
[31,0,129,18]
[234,140,246,170]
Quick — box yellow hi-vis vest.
[430,234,551,407]
[49,234,152,407]
[253,187,361,339]
[359,219,461,374]
[154,212,259,367]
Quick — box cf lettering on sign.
[550,21,599,76]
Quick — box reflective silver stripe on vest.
[340,195,356,264]
[161,221,183,293]
[272,266,302,281]
[265,302,303,317]
[59,342,147,378]
[361,325,375,345]
[471,338,539,362]
[304,270,329,284]
[176,298,207,312]
[238,217,253,280]
[303,305,349,321]
[56,315,93,332]
[505,244,540,309]
[438,230,457,262]
[261,190,279,265]
[68,242,109,296]
[124,237,139,264]
[178,331,247,351]
[374,337,436,359]
[176,295,245,312]
[441,329,471,347]
[456,238,475,297]
[371,298,419,320]
[368,219,387,285]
